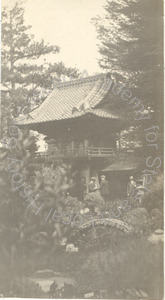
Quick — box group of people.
[88,174,137,203]
[88,175,109,203]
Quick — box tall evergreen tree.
[92,0,163,127]
[1,1,79,132]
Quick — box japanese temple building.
[18,73,140,199]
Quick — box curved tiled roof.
[17,73,118,125]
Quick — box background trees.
[0,2,77,295]
[92,0,163,159]
[1,1,79,134]
[92,0,163,127]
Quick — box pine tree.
[92,0,163,126]
[1,1,79,129]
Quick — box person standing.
[127,176,136,198]
[88,177,96,192]
[100,175,109,206]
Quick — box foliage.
[0,129,42,296]
[84,191,105,213]
[64,195,83,215]
[92,0,163,153]
[0,129,71,296]
[75,239,163,299]
[68,225,134,252]
[0,277,45,298]
[0,1,163,297]
[121,207,150,235]
[31,163,71,247]
[142,173,163,212]
[149,208,163,232]
[0,5,79,294]
[1,1,79,133]
[92,0,163,112]
[49,281,76,299]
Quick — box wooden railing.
[33,147,135,160]
[34,147,116,159]
[87,147,115,157]
[59,147,116,157]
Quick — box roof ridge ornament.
[72,100,92,114]
[71,75,109,114]
[56,73,106,89]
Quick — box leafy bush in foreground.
[143,173,163,212]
[75,238,163,299]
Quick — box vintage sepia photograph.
[0,0,164,298]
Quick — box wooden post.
[85,165,90,193]
[71,140,75,155]
[84,139,89,155]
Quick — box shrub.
[84,191,105,212]
[1,277,45,298]
[65,195,83,215]
[142,173,163,212]
[149,208,163,231]
[75,238,163,299]
[121,207,151,235]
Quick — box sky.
[2,0,107,150]
[23,0,106,75]
[16,0,106,75]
